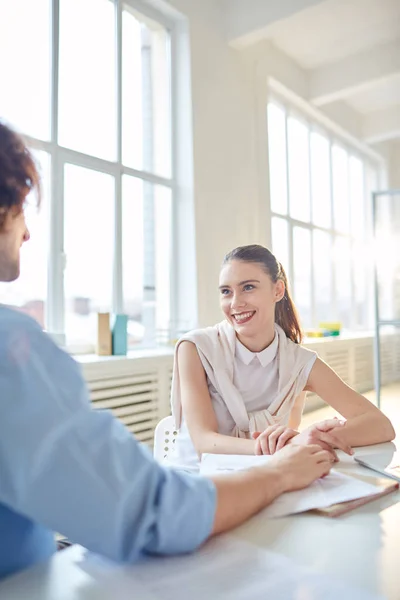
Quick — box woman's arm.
[304,357,395,447]
[288,391,307,429]
[178,341,257,455]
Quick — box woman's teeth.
[233,311,255,323]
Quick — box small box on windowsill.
[112,314,128,356]
[96,313,112,356]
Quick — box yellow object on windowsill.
[319,321,342,332]
[305,330,324,338]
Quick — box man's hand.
[266,444,334,492]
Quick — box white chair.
[153,416,179,463]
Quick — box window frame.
[20,0,178,350]
[267,95,381,331]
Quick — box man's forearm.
[209,466,286,535]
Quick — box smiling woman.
[169,244,395,469]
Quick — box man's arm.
[0,317,216,561]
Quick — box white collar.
[235,331,278,367]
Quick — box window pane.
[310,132,331,228]
[313,230,332,323]
[365,165,378,238]
[271,217,289,276]
[64,165,115,346]
[349,156,365,239]
[288,117,310,222]
[123,179,172,348]
[352,241,368,328]
[334,236,352,328]
[59,0,116,160]
[0,151,50,327]
[0,0,51,140]
[122,7,171,178]
[267,104,288,215]
[154,185,172,341]
[123,176,145,347]
[332,145,350,233]
[293,227,312,327]
[374,193,400,323]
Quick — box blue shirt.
[0,307,216,580]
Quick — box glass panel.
[59,0,116,161]
[352,240,368,328]
[334,235,352,328]
[122,6,171,178]
[267,104,288,215]
[293,226,312,327]
[0,151,50,327]
[122,176,145,347]
[64,165,115,346]
[123,178,172,348]
[310,132,331,228]
[332,145,350,234]
[271,217,289,277]
[374,192,400,323]
[349,156,365,239]
[154,185,172,341]
[287,117,310,222]
[362,165,379,328]
[313,230,332,324]
[0,0,51,140]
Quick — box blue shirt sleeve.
[0,310,216,562]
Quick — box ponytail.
[274,263,302,344]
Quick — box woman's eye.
[244,284,254,291]
[220,289,230,296]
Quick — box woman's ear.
[275,279,285,302]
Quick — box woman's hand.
[289,418,354,461]
[252,425,300,455]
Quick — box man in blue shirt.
[0,121,333,580]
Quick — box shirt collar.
[235,331,278,367]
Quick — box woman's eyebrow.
[219,279,260,289]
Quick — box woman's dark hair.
[222,244,303,343]
[0,120,41,229]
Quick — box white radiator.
[77,333,400,446]
[80,350,173,447]
[303,332,400,411]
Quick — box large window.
[0,0,174,350]
[267,101,379,331]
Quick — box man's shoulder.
[0,305,42,333]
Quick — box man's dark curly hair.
[0,120,41,229]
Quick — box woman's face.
[219,260,284,340]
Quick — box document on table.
[200,453,381,518]
[79,536,384,600]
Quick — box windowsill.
[74,345,175,364]
[72,331,380,363]
[303,330,375,344]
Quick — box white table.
[0,443,399,600]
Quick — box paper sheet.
[200,453,381,517]
[81,536,384,600]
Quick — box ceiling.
[264,0,400,70]
[221,0,400,145]
[347,73,400,115]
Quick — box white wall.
[168,0,264,327]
